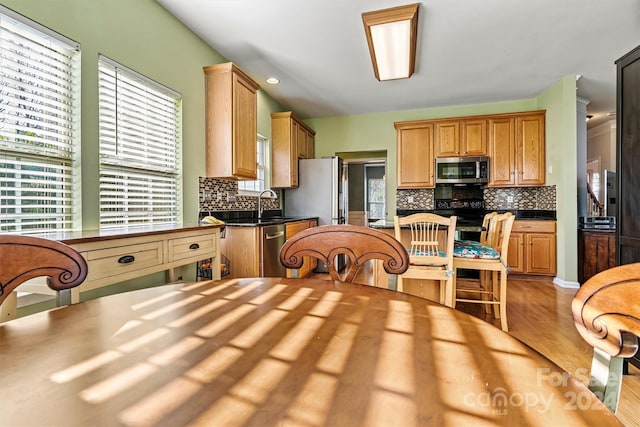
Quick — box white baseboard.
[553,277,580,289]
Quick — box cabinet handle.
[118,255,135,264]
[189,243,200,250]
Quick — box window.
[98,56,182,228]
[366,164,386,220]
[238,134,267,194]
[0,6,81,233]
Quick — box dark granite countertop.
[201,210,318,227]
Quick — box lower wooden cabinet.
[507,220,556,275]
[578,229,616,284]
[285,219,318,278]
[219,227,260,278]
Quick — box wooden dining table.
[0,277,622,426]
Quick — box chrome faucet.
[258,189,277,219]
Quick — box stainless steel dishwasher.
[260,224,287,277]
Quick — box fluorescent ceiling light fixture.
[362,3,419,81]
[266,77,280,84]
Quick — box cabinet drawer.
[168,232,216,262]
[512,220,556,233]
[286,220,310,239]
[84,241,163,281]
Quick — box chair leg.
[492,271,500,318]
[480,270,491,314]
[451,274,457,309]
[589,347,624,413]
[443,276,454,308]
[498,270,508,332]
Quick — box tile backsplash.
[198,177,280,214]
[396,185,556,211]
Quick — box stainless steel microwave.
[435,156,489,184]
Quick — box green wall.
[538,75,579,284]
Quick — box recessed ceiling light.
[266,77,280,85]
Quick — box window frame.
[0,4,81,233]
[237,134,270,196]
[97,55,183,229]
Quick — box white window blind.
[0,6,80,233]
[98,56,182,228]
[238,135,267,193]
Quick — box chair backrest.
[394,213,457,269]
[572,263,640,359]
[489,212,515,259]
[279,224,409,283]
[480,211,498,246]
[0,235,88,306]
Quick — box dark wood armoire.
[616,44,640,368]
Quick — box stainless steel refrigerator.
[284,156,347,271]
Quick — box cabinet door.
[296,122,307,159]
[271,116,295,188]
[220,227,259,278]
[397,125,434,188]
[434,121,460,157]
[489,117,516,186]
[306,132,315,159]
[460,119,487,156]
[516,114,545,185]
[232,73,258,179]
[507,232,525,273]
[526,233,556,275]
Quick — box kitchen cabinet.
[220,226,260,278]
[507,220,556,275]
[271,111,316,188]
[395,121,435,188]
[489,111,545,187]
[435,118,487,157]
[285,219,318,278]
[203,62,260,180]
[434,120,459,157]
[578,229,616,284]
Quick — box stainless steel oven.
[436,156,489,184]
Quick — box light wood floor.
[336,265,640,426]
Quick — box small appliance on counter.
[579,216,616,230]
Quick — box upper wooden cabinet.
[395,121,435,188]
[489,111,545,187]
[203,62,260,180]
[435,119,487,157]
[396,110,544,189]
[271,112,316,188]
[434,121,459,157]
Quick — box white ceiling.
[156,0,640,128]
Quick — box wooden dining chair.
[279,224,409,284]
[452,212,515,332]
[0,235,88,316]
[477,211,498,313]
[572,263,640,413]
[393,213,457,307]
